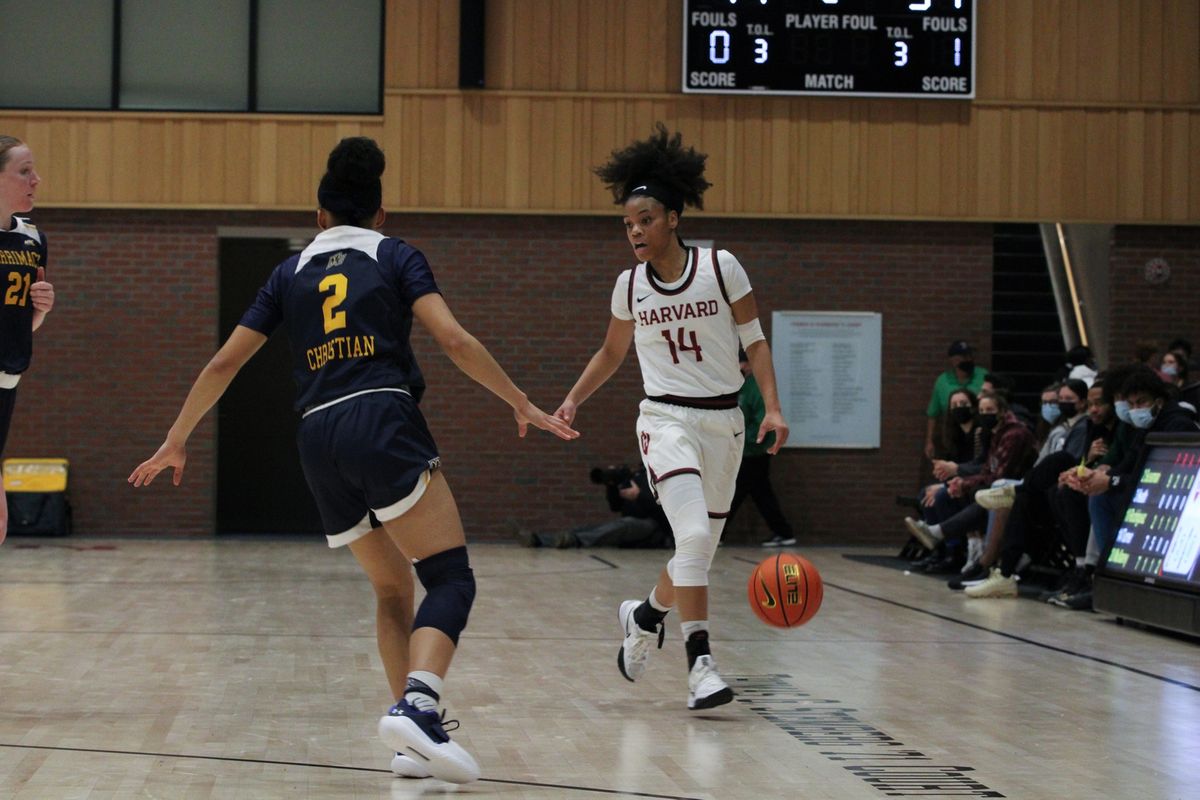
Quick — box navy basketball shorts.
[0,387,17,458]
[297,389,441,547]
[635,398,744,516]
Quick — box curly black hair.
[593,122,710,210]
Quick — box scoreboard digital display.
[1102,436,1200,592]
[682,0,976,99]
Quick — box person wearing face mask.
[1053,366,1200,609]
[913,389,984,572]
[967,375,1122,598]
[924,341,988,460]
[1033,379,1090,464]
[906,391,1035,573]
[1159,349,1189,389]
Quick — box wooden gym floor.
[0,538,1196,799]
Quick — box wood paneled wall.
[2,0,1196,222]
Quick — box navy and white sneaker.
[378,700,479,784]
[617,599,665,682]
[390,752,431,779]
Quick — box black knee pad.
[412,546,476,645]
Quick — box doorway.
[217,237,322,534]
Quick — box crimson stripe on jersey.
[653,467,701,486]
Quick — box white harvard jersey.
[611,246,752,400]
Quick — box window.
[0,0,383,114]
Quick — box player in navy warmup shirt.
[0,135,56,546]
[130,137,577,783]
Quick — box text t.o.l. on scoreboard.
[682,0,976,99]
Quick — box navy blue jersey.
[0,216,47,374]
[238,226,439,411]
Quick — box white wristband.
[737,318,765,350]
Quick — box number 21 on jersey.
[662,327,703,363]
[4,271,31,307]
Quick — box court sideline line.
[0,742,704,800]
[734,555,1199,693]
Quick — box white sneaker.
[378,700,480,784]
[904,516,943,550]
[390,753,431,779]
[964,568,1018,598]
[976,485,1017,510]
[617,599,664,682]
[687,654,734,710]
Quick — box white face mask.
[1128,406,1156,429]
[1162,364,1178,377]
[1114,400,1131,424]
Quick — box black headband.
[318,174,381,223]
[624,180,683,214]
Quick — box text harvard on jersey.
[636,299,720,327]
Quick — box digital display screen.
[682,0,975,98]
[1103,440,1200,591]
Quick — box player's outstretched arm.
[412,293,578,441]
[555,317,634,426]
[129,326,267,487]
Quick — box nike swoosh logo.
[758,576,777,608]
[636,294,652,302]
[734,432,744,438]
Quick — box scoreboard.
[682,0,976,99]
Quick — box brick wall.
[9,210,997,545]
[1108,226,1200,367]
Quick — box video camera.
[590,464,634,488]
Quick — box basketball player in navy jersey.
[130,137,577,783]
[556,124,788,709]
[0,136,56,546]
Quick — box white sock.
[680,619,709,640]
[967,537,983,564]
[929,524,943,538]
[648,587,672,613]
[404,670,443,712]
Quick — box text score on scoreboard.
[683,0,976,99]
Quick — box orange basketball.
[747,552,823,628]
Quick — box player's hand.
[30,267,54,313]
[758,410,789,454]
[129,440,188,487]
[515,400,579,441]
[554,399,578,427]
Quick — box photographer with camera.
[517,464,672,549]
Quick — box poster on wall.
[771,311,882,449]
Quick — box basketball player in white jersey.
[556,124,788,709]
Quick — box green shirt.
[926,365,988,418]
[739,373,774,456]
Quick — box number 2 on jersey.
[319,273,348,333]
[661,327,703,363]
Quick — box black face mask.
[1057,401,1077,418]
[950,406,974,425]
[957,360,975,374]
[977,413,998,430]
